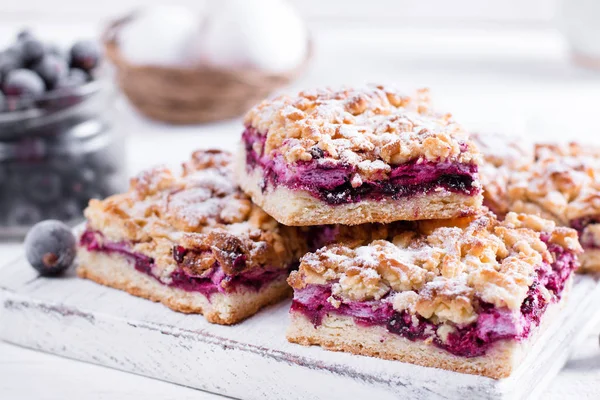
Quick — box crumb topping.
[84,150,307,277]
[508,143,600,230]
[244,85,479,180]
[288,212,581,326]
[508,142,600,224]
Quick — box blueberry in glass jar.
[2,69,45,97]
[17,29,34,42]
[70,40,101,72]
[55,68,90,89]
[0,51,22,79]
[21,38,45,66]
[32,54,69,90]
[0,29,125,238]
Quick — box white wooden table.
[2,23,600,399]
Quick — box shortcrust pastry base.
[580,249,600,273]
[287,280,571,380]
[77,249,291,325]
[236,148,483,226]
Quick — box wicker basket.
[103,16,310,124]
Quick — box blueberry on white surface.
[70,40,100,72]
[2,68,45,97]
[24,220,76,276]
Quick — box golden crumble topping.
[508,143,600,225]
[83,150,307,277]
[288,212,581,326]
[244,85,479,180]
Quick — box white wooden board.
[1,256,599,400]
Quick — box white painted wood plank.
[0,341,222,400]
[1,255,599,400]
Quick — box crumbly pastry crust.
[289,212,580,325]
[83,149,307,282]
[243,85,480,179]
[287,280,570,380]
[236,145,483,226]
[77,250,290,325]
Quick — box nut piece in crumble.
[77,149,312,325]
[286,211,581,379]
[236,85,483,226]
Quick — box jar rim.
[0,79,115,141]
[0,79,107,120]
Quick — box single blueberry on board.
[24,220,76,276]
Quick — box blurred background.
[0,0,599,237]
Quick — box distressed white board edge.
[0,256,599,400]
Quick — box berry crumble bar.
[475,134,600,272]
[77,150,310,324]
[286,212,581,379]
[237,85,483,226]
[509,143,600,272]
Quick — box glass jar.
[0,81,127,238]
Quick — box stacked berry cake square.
[77,85,584,380]
[78,150,310,324]
[286,212,580,379]
[238,86,482,225]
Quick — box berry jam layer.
[243,127,480,205]
[570,216,600,249]
[291,243,576,358]
[80,230,289,299]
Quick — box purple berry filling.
[570,216,600,249]
[290,238,577,358]
[80,230,289,299]
[243,127,480,205]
